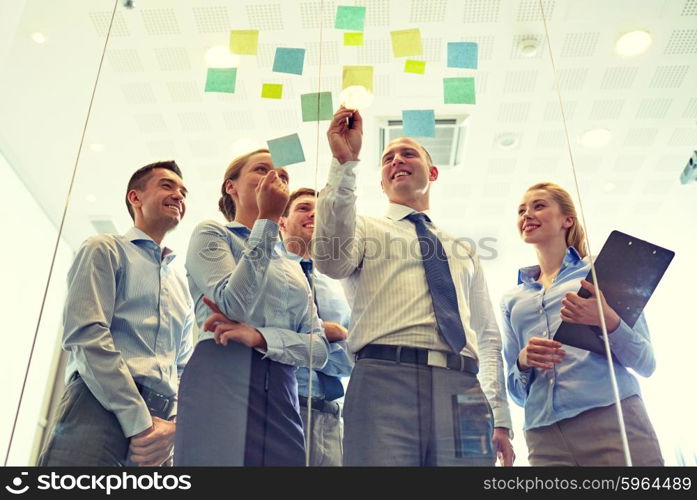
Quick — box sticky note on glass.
[267,133,305,167]
[443,77,475,104]
[390,29,423,58]
[261,83,283,99]
[402,110,435,138]
[404,60,426,74]
[301,92,333,121]
[335,6,366,31]
[447,42,478,69]
[229,30,259,55]
[344,32,364,46]
[204,68,237,93]
[342,65,373,91]
[272,48,305,75]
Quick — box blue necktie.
[300,259,345,401]
[405,212,466,354]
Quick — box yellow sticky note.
[342,65,373,91]
[390,28,423,58]
[404,60,426,74]
[344,32,364,46]
[261,83,283,99]
[230,29,259,55]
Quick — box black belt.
[356,345,479,375]
[298,396,341,417]
[70,372,175,419]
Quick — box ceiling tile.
[526,156,561,174]
[223,110,256,130]
[669,128,697,147]
[305,41,339,65]
[613,155,646,172]
[497,102,531,122]
[299,1,337,29]
[682,0,697,15]
[358,39,391,64]
[486,158,517,176]
[107,48,144,72]
[664,29,697,54]
[141,8,181,36]
[517,0,555,22]
[189,139,220,157]
[133,113,168,134]
[536,130,566,149]
[463,35,495,60]
[682,97,697,118]
[624,128,658,147]
[153,47,191,71]
[462,0,501,23]
[120,82,158,105]
[191,6,230,34]
[635,98,672,119]
[177,112,211,132]
[544,100,577,121]
[504,70,538,93]
[560,32,600,58]
[146,140,177,158]
[89,11,129,37]
[422,38,443,63]
[410,0,447,22]
[589,99,625,120]
[649,65,689,88]
[364,0,391,27]
[265,109,299,130]
[555,68,589,91]
[166,81,203,103]
[246,3,284,30]
[600,66,638,89]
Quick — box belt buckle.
[427,350,448,369]
[143,389,169,414]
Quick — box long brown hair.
[218,148,270,221]
[526,182,587,258]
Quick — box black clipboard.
[553,230,674,355]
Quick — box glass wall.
[1,0,695,466]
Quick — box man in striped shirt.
[314,107,514,466]
[39,161,194,466]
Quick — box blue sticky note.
[402,110,436,138]
[267,133,306,167]
[335,6,366,31]
[447,42,478,69]
[272,47,306,75]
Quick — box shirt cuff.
[513,360,533,388]
[607,318,634,348]
[491,405,513,431]
[257,326,282,361]
[116,402,153,438]
[327,158,358,190]
[248,218,279,254]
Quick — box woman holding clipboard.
[500,182,663,466]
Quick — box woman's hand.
[518,337,565,370]
[202,296,267,349]
[256,170,289,223]
[560,279,621,331]
[327,106,363,164]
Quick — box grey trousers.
[525,395,664,466]
[38,377,129,466]
[300,403,343,466]
[342,357,495,466]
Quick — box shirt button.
[542,330,547,337]
[549,379,554,385]
[539,308,544,314]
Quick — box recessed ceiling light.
[603,182,616,192]
[579,128,612,149]
[89,143,104,152]
[339,85,374,110]
[31,32,46,44]
[205,45,240,68]
[615,30,652,57]
[85,194,97,203]
[495,133,520,150]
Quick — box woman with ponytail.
[500,182,663,466]
[174,149,331,465]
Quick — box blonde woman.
[501,182,663,466]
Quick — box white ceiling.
[1,0,696,290]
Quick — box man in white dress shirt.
[314,107,514,466]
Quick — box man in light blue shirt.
[39,161,194,466]
[278,187,353,466]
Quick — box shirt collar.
[517,246,582,285]
[124,227,175,263]
[225,220,252,239]
[385,202,433,222]
[275,241,305,262]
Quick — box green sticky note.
[390,28,423,58]
[267,133,306,167]
[404,60,426,74]
[301,92,334,121]
[402,110,435,138]
[335,6,366,31]
[342,65,373,91]
[447,42,478,69]
[272,47,305,75]
[261,83,283,99]
[229,29,259,55]
[344,32,364,46]
[444,77,475,104]
[204,68,237,93]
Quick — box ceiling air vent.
[379,116,468,168]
